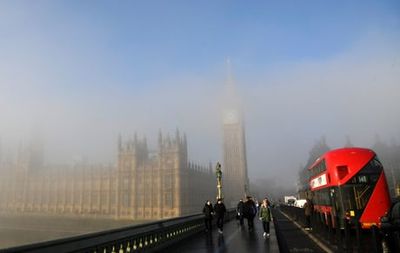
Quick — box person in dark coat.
[304,198,313,230]
[236,199,244,226]
[203,200,214,232]
[243,196,257,232]
[214,198,227,234]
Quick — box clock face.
[224,110,239,124]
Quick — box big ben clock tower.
[222,60,250,207]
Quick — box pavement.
[165,208,329,253]
[272,208,328,253]
[165,217,280,253]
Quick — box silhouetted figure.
[243,196,257,232]
[236,199,244,226]
[214,198,227,234]
[203,200,214,232]
[259,198,272,238]
[304,198,313,230]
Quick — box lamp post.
[216,162,223,200]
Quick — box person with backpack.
[243,196,257,232]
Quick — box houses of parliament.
[0,131,217,220]
[0,66,250,220]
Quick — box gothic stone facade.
[0,131,216,220]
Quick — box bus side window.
[370,174,379,183]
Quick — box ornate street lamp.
[215,162,223,200]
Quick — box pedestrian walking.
[304,198,313,230]
[203,200,214,232]
[214,198,227,234]
[236,199,244,226]
[243,196,257,232]
[259,198,272,238]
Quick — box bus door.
[330,187,344,229]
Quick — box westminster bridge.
[1,205,393,253]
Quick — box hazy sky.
[1,1,399,188]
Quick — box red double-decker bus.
[308,147,391,229]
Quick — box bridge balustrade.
[2,209,236,253]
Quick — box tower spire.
[225,57,234,91]
[224,58,239,110]
[118,133,122,151]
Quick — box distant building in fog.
[372,138,400,198]
[0,131,216,220]
[221,60,250,207]
[297,137,330,199]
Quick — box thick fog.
[1,1,400,195]
[244,33,400,187]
